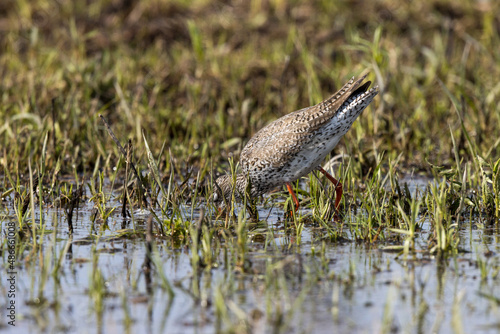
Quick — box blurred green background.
[1,0,499,177]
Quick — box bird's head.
[212,174,248,208]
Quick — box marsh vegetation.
[1,0,499,333]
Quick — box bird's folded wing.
[240,74,371,172]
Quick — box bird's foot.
[284,209,295,221]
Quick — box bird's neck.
[223,173,251,200]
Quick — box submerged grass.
[1,0,500,333]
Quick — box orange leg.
[286,182,300,212]
[318,167,343,210]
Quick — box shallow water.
[1,178,499,334]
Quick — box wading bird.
[213,73,378,214]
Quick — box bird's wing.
[240,109,317,172]
[240,74,372,172]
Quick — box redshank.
[213,73,378,213]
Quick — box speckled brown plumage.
[213,73,379,209]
